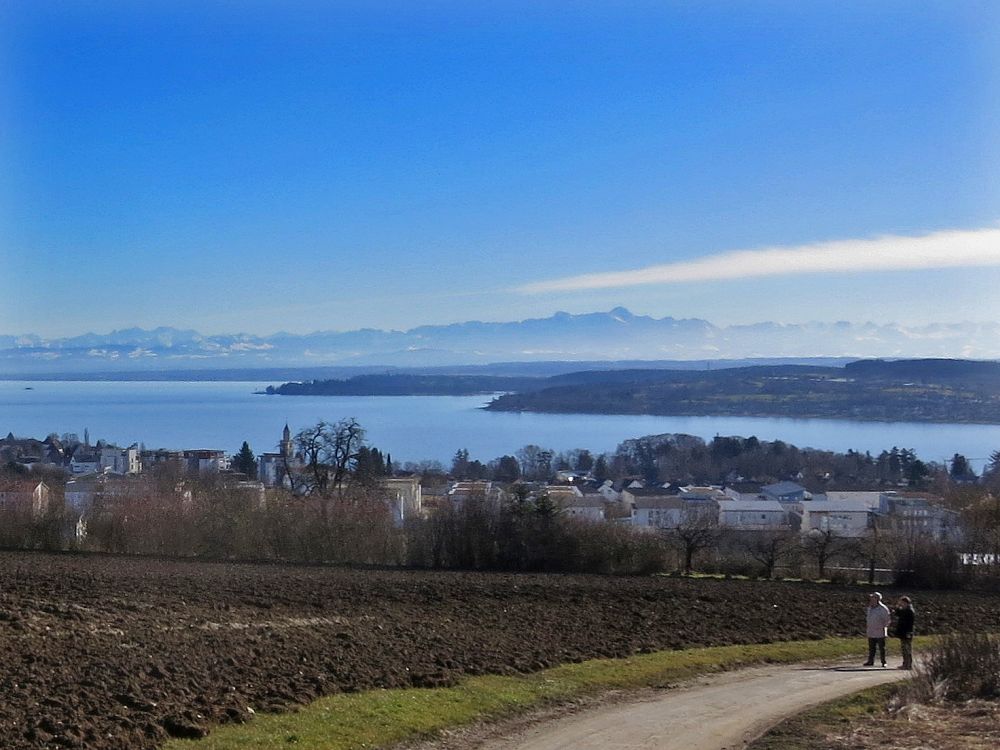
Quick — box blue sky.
[2,1,999,337]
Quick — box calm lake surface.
[2,380,998,470]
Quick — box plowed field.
[1,552,997,749]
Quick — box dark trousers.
[899,636,913,669]
[867,637,886,665]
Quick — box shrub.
[404,502,671,575]
[894,540,966,589]
[901,633,1000,704]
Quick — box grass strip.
[746,682,897,750]
[165,637,865,750]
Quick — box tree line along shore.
[263,359,1000,424]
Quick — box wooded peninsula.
[265,359,1000,424]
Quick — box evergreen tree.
[232,441,257,477]
[451,448,471,478]
[907,459,929,487]
[533,492,560,518]
[466,459,488,479]
[950,453,976,481]
[354,446,388,485]
[593,455,609,483]
[981,450,1000,479]
[494,455,520,483]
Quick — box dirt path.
[475,662,909,750]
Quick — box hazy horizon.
[4,305,1000,342]
[3,307,999,376]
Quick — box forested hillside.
[485,359,1000,423]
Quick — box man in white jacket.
[863,591,891,667]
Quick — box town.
[1,421,992,586]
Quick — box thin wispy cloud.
[516,226,1000,294]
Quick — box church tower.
[280,424,293,458]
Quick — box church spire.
[281,424,293,458]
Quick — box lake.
[2,380,998,471]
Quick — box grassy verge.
[746,683,897,750]
[749,633,962,750]
[166,637,863,750]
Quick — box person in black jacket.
[894,596,915,670]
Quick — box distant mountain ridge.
[2,308,998,375]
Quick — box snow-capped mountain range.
[2,308,998,375]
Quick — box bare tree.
[951,488,1000,579]
[741,530,799,579]
[286,418,370,556]
[858,514,896,585]
[671,506,720,574]
[292,419,365,499]
[802,527,850,579]
[515,444,553,482]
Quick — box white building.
[546,485,606,522]
[801,498,875,538]
[64,474,136,514]
[69,449,101,475]
[65,476,103,513]
[99,444,141,474]
[679,486,728,501]
[718,499,792,531]
[0,480,51,517]
[562,495,606,522]
[594,480,621,503]
[631,496,687,529]
[383,476,423,526]
[259,424,299,487]
[816,491,888,513]
[629,492,719,531]
[884,493,960,543]
[447,481,504,508]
